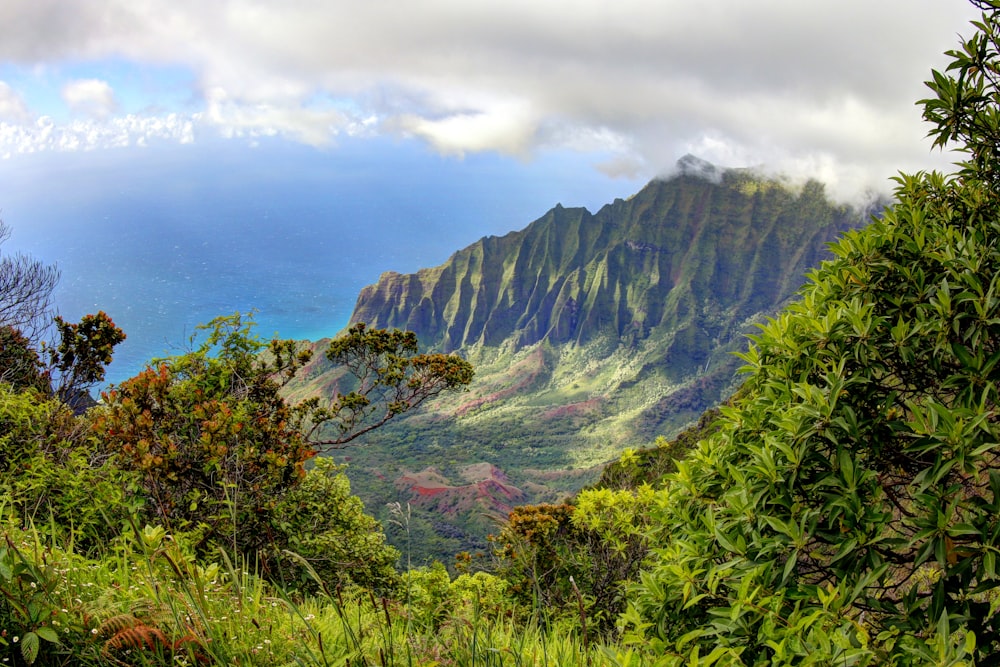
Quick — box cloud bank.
[0,0,983,198]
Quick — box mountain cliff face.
[351,165,860,379]
[300,161,873,563]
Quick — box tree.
[626,4,1000,664]
[302,322,476,447]
[92,314,319,558]
[0,223,125,407]
[0,310,126,412]
[923,0,1000,188]
[493,496,652,640]
[0,326,48,393]
[92,313,472,571]
[47,311,126,408]
[270,457,400,594]
[0,221,59,341]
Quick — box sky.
[0,1,983,196]
[0,0,987,382]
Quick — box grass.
[0,517,628,666]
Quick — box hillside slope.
[292,160,873,561]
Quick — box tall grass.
[0,516,623,666]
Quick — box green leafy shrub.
[91,314,318,561]
[0,531,84,666]
[0,326,48,395]
[0,386,134,551]
[449,570,510,618]
[626,6,1000,663]
[47,312,126,409]
[271,458,400,595]
[400,561,453,630]
[92,313,468,590]
[6,449,138,554]
[0,386,55,476]
[399,562,515,636]
[492,495,651,641]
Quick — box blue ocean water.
[0,138,644,386]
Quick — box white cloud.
[62,78,118,119]
[0,82,31,122]
[0,113,196,158]
[0,0,985,196]
[396,99,539,157]
[203,86,350,145]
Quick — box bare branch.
[0,220,60,341]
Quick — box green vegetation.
[619,5,1000,662]
[6,3,1000,664]
[0,518,605,666]
[305,167,869,567]
[0,287,473,662]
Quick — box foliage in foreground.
[0,518,617,667]
[89,313,470,582]
[622,3,1000,664]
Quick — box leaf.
[951,341,978,370]
[34,626,59,644]
[829,537,859,565]
[20,632,39,665]
[782,550,799,586]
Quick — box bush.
[0,326,48,395]
[626,7,1000,662]
[91,314,317,560]
[0,386,135,551]
[492,492,652,641]
[270,458,400,595]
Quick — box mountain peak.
[675,154,721,181]
[303,171,872,561]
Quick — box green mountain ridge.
[295,161,875,561]
[353,164,857,360]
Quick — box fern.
[96,612,207,664]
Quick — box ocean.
[0,138,643,386]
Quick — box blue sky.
[0,1,986,381]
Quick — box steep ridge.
[351,164,858,378]
[298,160,874,563]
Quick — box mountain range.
[288,157,876,561]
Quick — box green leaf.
[781,550,799,586]
[34,626,59,644]
[936,610,951,649]
[829,537,858,565]
[20,632,39,665]
[952,341,978,370]
[947,522,981,538]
